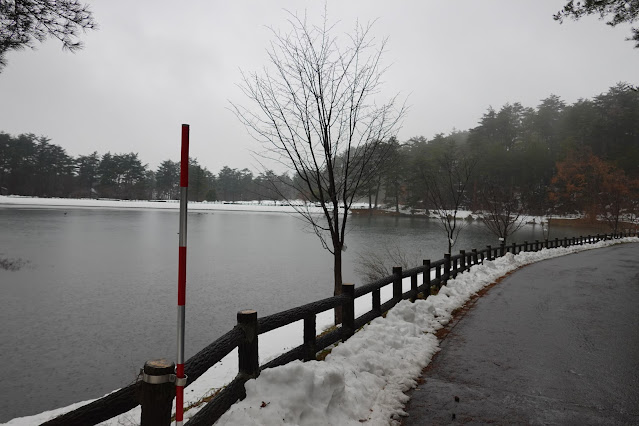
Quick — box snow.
[0,196,371,213]
[4,198,637,425]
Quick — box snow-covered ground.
[5,235,637,426]
[0,195,372,213]
[0,196,559,225]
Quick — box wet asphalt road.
[402,243,639,425]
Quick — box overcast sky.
[1,0,638,174]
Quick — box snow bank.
[5,237,637,426]
[208,237,639,425]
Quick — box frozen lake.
[0,205,599,422]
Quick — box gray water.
[0,207,600,422]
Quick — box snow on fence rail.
[40,231,637,426]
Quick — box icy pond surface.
[0,206,598,421]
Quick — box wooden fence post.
[435,260,442,289]
[393,267,402,303]
[512,242,517,254]
[443,254,451,286]
[524,241,528,252]
[372,288,381,316]
[422,259,431,298]
[472,248,478,265]
[410,273,418,302]
[342,284,355,341]
[303,314,316,362]
[140,359,175,426]
[544,239,548,249]
[452,255,458,278]
[487,245,492,261]
[500,241,506,256]
[459,250,466,272]
[237,310,259,380]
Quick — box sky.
[1,0,638,175]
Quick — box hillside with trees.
[1,83,638,231]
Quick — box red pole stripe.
[176,363,185,423]
[180,124,189,187]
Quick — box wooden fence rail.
[41,231,637,425]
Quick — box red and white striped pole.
[176,124,189,425]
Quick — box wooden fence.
[41,231,637,425]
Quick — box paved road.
[402,243,639,425]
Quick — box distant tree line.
[370,82,639,222]
[1,83,638,229]
[0,133,300,202]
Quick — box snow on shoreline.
[0,196,345,213]
[5,236,637,426]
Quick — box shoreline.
[2,196,634,231]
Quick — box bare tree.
[479,181,526,246]
[232,10,404,316]
[419,141,475,254]
[0,0,97,71]
[355,245,425,283]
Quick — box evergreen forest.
[1,83,638,223]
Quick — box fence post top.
[237,310,257,323]
[144,359,175,372]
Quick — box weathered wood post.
[303,314,316,362]
[459,250,466,272]
[372,287,381,317]
[472,249,478,265]
[512,242,517,254]
[544,239,548,249]
[524,241,528,252]
[422,260,431,298]
[435,261,442,290]
[487,245,492,261]
[555,237,559,248]
[140,359,176,426]
[393,267,402,304]
[563,237,568,247]
[443,254,451,287]
[587,234,591,244]
[410,273,418,302]
[452,255,458,278]
[237,310,259,380]
[342,283,355,341]
[596,233,600,242]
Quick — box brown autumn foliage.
[549,150,639,231]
